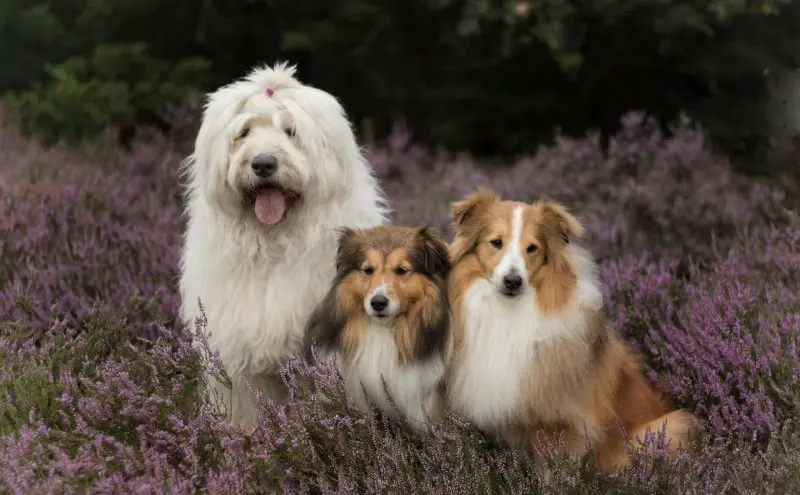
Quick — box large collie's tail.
[628,409,700,455]
[600,409,700,472]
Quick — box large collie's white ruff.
[179,62,389,428]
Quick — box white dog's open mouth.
[245,184,301,225]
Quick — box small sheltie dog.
[304,225,451,433]
[444,189,699,472]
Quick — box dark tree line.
[2,0,799,170]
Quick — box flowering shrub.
[1,104,798,492]
[602,220,800,441]
[0,107,187,336]
[371,114,788,262]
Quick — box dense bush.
[2,312,799,493]
[5,43,210,144]
[1,104,798,491]
[3,0,799,162]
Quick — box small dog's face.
[359,249,417,319]
[305,225,451,365]
[335,226,450,322]
[450,190,584,298]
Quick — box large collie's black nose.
[502,273,523,291]
[251,153,278,178]
[370,295,389,312]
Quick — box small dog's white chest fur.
[338,322,444,432]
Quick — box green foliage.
[0,296,204,441]
[1,0,798,161]
[0,1,67,92]
[412,0,800,155]
[5,43,209,144]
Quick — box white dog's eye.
[284,126,296,137]
[237,127,250,140]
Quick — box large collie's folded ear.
[539,201,584,245]
[413,226,451,278]
[334,227,362,272]
[450,188,498,228]
[449,188,497,263]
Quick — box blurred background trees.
[2,0,798,171]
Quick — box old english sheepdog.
[179,62,389,428]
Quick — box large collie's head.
[449,189,588,313]
[305,226,451,364]
[183,62,367,227]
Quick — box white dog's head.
[184,62,365,226]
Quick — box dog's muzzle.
[499,271,524,297]
[251,153,278,179]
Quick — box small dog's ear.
[335,227,361,272]
[336,227,356,249]
[450,188,498,227]
[414,227,451,277]
[539,201,584,245]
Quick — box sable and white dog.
[179,62,389,429]
[445,189,698,473]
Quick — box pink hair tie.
[266,88,274,97]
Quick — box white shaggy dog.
[179,62,389,429]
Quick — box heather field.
[1,104,798,494]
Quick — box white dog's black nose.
[251,154,278,178]
[502,273,523,292]
[370,295,389,312]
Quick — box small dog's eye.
[362,267,374,275]
[237,127,250,140]
[490,239,503,249]
[395,267,409,276]
[285,126,296,137]
[527,244,538,253]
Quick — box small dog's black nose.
[251,153,278,178]
[370,295,389,312]
[503,273,523,291]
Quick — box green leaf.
[554,51,584,76]
[281,31,316,51]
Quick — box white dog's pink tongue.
[254,188,286,225]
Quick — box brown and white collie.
[444,189,699,472]
[304,226,451,433]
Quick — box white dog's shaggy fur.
[179,62,389,428]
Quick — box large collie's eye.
[284,126,296,137]
[394,266,409,276]
[362,266,374,275]
[490,239,503,249]
[526,244,538,253]
[236,127,250,140]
